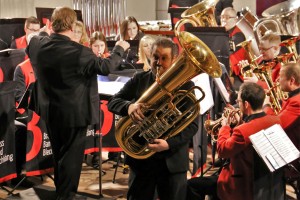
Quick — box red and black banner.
[25,110,53,176]
[0,82,17,183]
[84,100,122,154]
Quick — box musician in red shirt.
[243,31,282,89]
[10,16,40,50]
[221,7,247,90]
[264,62,300,174]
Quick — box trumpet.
[204,108,242,142]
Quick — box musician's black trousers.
[47,121,87,200]
[186,175,220,200]
[127,159,187,200]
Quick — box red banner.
[26,111,53,176]
[84,100,122,154]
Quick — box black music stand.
[168,0,199,30]
[97,77,128,199]
[97,93,116,200]
[186,27,230,73]
[0,18,26,47]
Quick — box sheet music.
[264,124,300,164]
[192,73,214,115]
[249,124,300,172]
[250,130,283,172]
[98,81,125,95]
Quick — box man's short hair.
[151,37,179,59]
[51,7,77,33]
[25,16,40,28]
[240,82,265,111]
[282,62,300,85]
[260,30,281,45]
[221,7,237,18]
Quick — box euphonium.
[280,36,300,62]
[236,39,263,79]
[254,0,300,44]
[174,0,218,35]
[253,62,282,114]
[204,108,241,142]
[115,31,221,159]
[275,53,295,65]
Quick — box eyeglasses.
[27,28,40,32]
[220,15,236,20]
[259,46,275,52]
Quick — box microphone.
[122,49,131,63]
[120,49,137,72]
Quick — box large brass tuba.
[253,0,300,42]
[115,31,221,159]
[174,0,218,35]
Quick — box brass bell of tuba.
[174,0,218,35]
[115,31,221,159]
[253,0,300,43]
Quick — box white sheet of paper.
[192,73,214,115]
[213,77,230,103]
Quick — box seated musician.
[10,16,40,50]
[264,62,300,179]
[108,36,199,200]
[242,31,281,88]
[220,7,247,90]
[187,82,282,200]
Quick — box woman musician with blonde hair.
[264,62,300,198]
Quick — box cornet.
[204,108,242,142]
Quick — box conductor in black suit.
[26,7,129,199]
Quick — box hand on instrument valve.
[148,139,170,152]
[128,103,147,124]
[221,104,242,127]
[238,59,249,69]
[238,59,258,83]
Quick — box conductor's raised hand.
[116,40,130,51]
[128,103,147,123]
